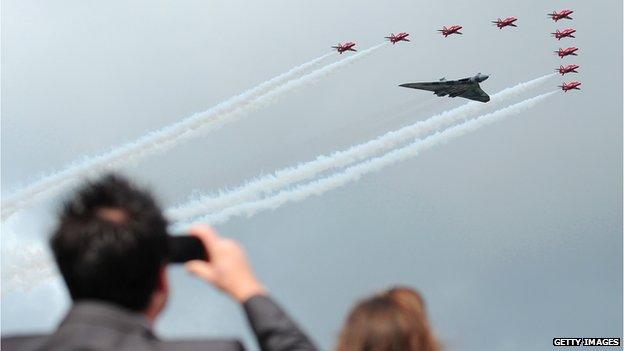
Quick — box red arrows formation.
[333,9,581,93]
[548,9,580,92]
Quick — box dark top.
[2,295,317,351]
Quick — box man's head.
[50,174,169,318]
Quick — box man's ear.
[145,265,169,323]
[157,264,169,293]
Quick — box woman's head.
[336,286,440,351]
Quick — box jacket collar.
[60,300,155,338]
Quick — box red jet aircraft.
[385,32,410,44]
[552,28,576,40]
[556,64,580,75]
[548,9,574,22]
[438,25,463,37]
[492,17,518,29]
[559,81,581,92]
[332,42,357,54]
[555,47,579,58]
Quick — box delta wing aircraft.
[399,73,491,103]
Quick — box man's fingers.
[189,224,220,256]
[186,260,217,283]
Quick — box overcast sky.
[1,0,622,350]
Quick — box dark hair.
[50,174,168,311]
[336,286,440,351]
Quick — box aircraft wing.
[398,82,450,93]
[459,85,490,102]
[399,81,471,98]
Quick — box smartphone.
[168,235,208,263]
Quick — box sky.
[1,0,622,350]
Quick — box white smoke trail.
[167,73,555,221]
[2,90,554,290]
[1,212,59,293]
[1,243,57,293]
[224,43,387,111]
[2,47,384,221]
[185,91,556,226]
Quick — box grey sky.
[1,0,622,350]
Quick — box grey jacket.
[2,295,317,351]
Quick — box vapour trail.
[1,243,57,293]
[2,46,384,221]
[167,73,555,221]
[0,43,388,290]
[185,91,557,226]
[2,91,554,291]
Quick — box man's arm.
[186,225,317,351]
[243,295,317,351]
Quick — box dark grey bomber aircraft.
[399,73,491,102]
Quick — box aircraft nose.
[480,74,489,82]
